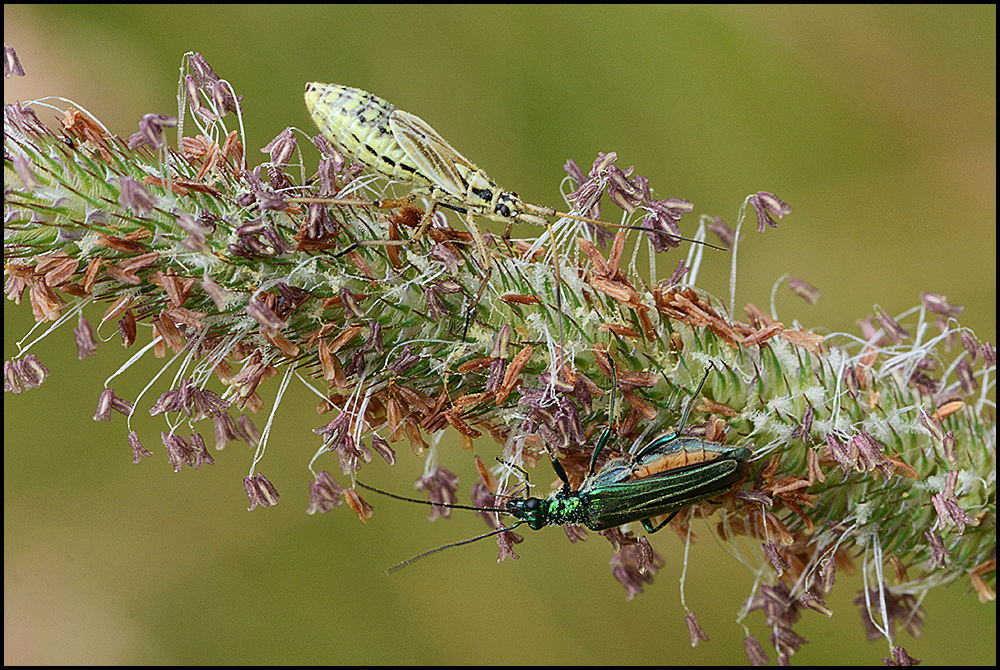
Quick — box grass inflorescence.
[4,50,994,664]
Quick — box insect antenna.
[543,209,727,252]
[385,521,526,575]
[354,480,527,574]
[294,195,725,252]
[355,480,507,515]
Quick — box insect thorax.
[506,491,590,531]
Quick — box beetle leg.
[642,512,679,534]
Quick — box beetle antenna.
[385,521,526,574]
[355,480,506,514]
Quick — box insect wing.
[580,450,750,531]
[389,109,478,201]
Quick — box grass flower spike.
[4,50,994,664]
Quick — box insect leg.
[639,483,737,534]
[587,351,619,477]
[641,512,679,534]
[457,209,496,340]
[374,195,417,210]
[464,210,492,276]
[632,364,715,462]
[411,198,440,241]
[549,455,572,491]
[461,263,492,341]
[405,198,492,275]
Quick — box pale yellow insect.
[300,82,723,319]
[303,82,622,276]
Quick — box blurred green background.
[4,5,995,664]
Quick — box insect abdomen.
[304,83,429,187]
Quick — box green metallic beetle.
[356,358,751,572]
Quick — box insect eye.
[524,497,541,511]
[497,203,511,217]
